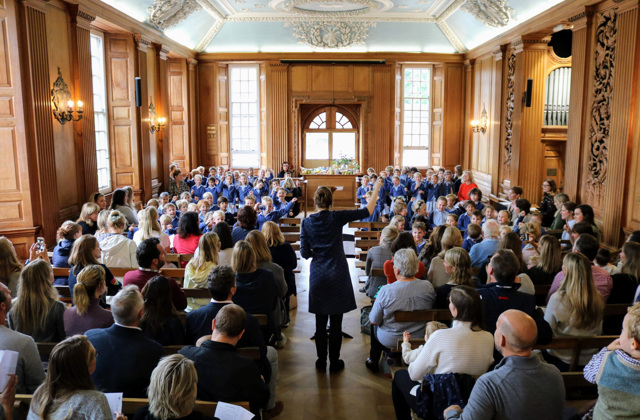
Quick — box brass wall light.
[148,98,166,134]
[471,103,488,134]
[51,67,83,124]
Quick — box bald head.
[496,310,537,356]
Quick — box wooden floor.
[273,238,394,420]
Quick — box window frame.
[302,106,358,168]
[90,30,112,194]
[400,64,433,169]
[228,64,261,169]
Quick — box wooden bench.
[14,394,249,416]
[349,221,388,230]
[279,225,300,233]
[166,253,194,264]
[370,268,385,277]
[355,261,366,270]
[358,250,368,261]
[534,335,618,372]
[279,218,302,226]
[182,288,211,299]
[356,239,379,251]
[354,230,381,239]
[283,233,300,243]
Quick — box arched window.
[303,106,357,168]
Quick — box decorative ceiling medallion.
[461,0,514,27]
[281,0,377,16]
[286,21,376,48]
[147,0,202,30]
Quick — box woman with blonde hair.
[456,170,478,202]
[231,240,280,345]
[64,265,114,336]
[526,235,562,285]
[544,252,605,371]
[94,210,110,242]
[76,202,101,236]
[9,259,65,342]
[133,354,202,420]
[434,247,476,308]
[184,232,220,311]
[29,335,126,419]
[99,210,138,268]
[262,221,297,326]
[68,235,120,298]
[427,226,463,289]
[133,207,170,251]
[0,236,23,298]
[88,192,107,210]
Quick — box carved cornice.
[69,5,96,27]
[187,58,198,70]
[134,34,153,52]
[492,46,505,61]
[280,0,377,17]
[464,58,475,69]
[155,44,171,60]
[511,36,524,54]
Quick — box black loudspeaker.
[549,30,572,58]
[525,79,533,108]
[135,77,142,107]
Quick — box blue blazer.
[86,324,163,397]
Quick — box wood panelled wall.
[196,56,465,174]
[0,0,195,256]
[464,0,640,247]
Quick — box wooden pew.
[370,268,385,277]
[279,218,301,226]
[14,394,249,417]
[355,239,379,251]
[358,250,368,261]
[283,233,300,243]
[160,267,186,283]
[534,335,618,372]
[393,309,454,323]
[182,288,210,299]
[354,230,381,239]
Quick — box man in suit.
[185,265,281,416]
[86,285,163,397]
[180,304,271,418]
[123,238,187,311]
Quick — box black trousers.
[369,325,390,362]
[392,369,421,420]
[315,313,344,362]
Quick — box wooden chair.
[355,230,381,239]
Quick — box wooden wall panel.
[168,59,189,170]
[431,65,443,167]
[469,57,494,193]
[105,34,139,191]
[442,63,465,169]
[267,63,288,171]
[197,63,217,167]
[370,65,393,172]
[217,64,229,168]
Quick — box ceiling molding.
[224,15,438,22]
[194,19,225,52]
[436,20,467,53]
[197,0,227,20]
[437,0,466,21]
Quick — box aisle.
[273,226,394,419]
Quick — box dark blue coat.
[86,324,163,397]
[301,208,370,314]
[52,239,74,285]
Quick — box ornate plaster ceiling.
[99,0,566,53]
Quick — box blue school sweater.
[190,184,206,200]
[425,182,441,202]
[357,186,370,206]
[217,183,237,203]
[236,184,253,202]
[389,184,407,200]
[256,201,295,230]
[462,236,483,252]
[457,213,472,232]
[440,181,455,196]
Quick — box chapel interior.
[1,0,639,417]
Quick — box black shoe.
[316,359,327,371]
[365,358,379,373]
[329,359,345,373]
[358,287,366,293]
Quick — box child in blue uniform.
[190,174,206,202]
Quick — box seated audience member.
[262,221,298,326]
[184,233,220,311]
[456,170,477,203]
[0,236,23,298]
[490,232,534,295]
[140,276,185,346]
[569,221,594,246]
[418,225,446,273]
[52,221,81,285]
[213,222,234,265]
[544,252,604,371]
[231,206,257,244]
[123,238,187,311]
[411,222,427,255]
[168,169,190,201]
[444,310,565,420]
[99,210,138,268]
[363,226,399,297]
[435,248,476,309]
[76,202,101,236]
[109,188,138,227]
[133,207,171,252]
[133,354,210,420]
[575,204,601,241]
[68,235,120,297]
[519,222,541,268]
[511,198,532,232]
[526,235,562,285]
[504,186,524,224]
[64,265,114,337]
[456,201,476,233]
[547,234,613,303]
[609,241,640,303]
[595,248,617,275]
[383,233,425,284]
[462,223,482,253]
[89,192,108,211]
[231,240,281,343]
[427,197,449,230]
[478,250,552,344]
[469,220,501,267]
[29,335,126,419]
[560,201,577,243]
[0,282,45,394]
[173,211,203,258]
[549,193,569,231]
[86,285,163,398]
[427,226,463,289]
[9,260,65,342]
[256,196,296,230]
[539,179,557,227]
[179,305,272,418]
[393,286,494,420]
[584,303,640,419]
[367,249,435,373]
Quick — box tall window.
[229,65,260,168]
[303,106,357,168]
[402,66,432,167]
[90,32,111,191]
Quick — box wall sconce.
[148,98,166,134]
[51,67,83,125]
[471,103,488,134]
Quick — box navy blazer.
[179,341,269,416]
[86,324,163,398]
